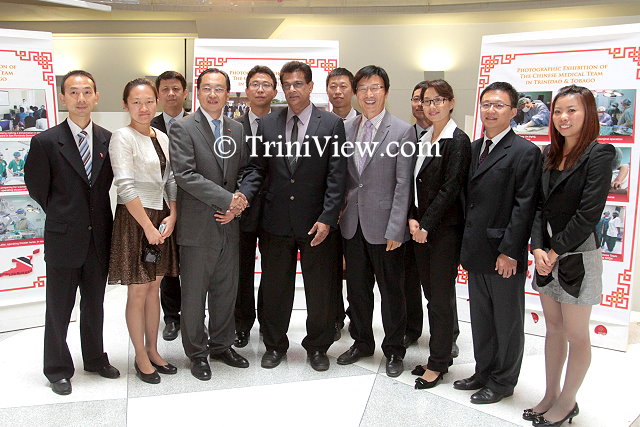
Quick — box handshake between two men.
[214,192,249,225]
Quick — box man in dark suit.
[233,65,278,348]
[150,70,189,342]
[336,65,414,377]
[455,81,541,404]
[24,70,120,395]
[169,68,249,381]
[325,67,359,341]
[240,61,347,371]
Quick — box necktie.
[168,117,176,132]
[418,129,427,140]
[212,119,223,167]
[77,130,91,180]
[358,120,374,174]
[478,139,493,166]
[288,115,299,171]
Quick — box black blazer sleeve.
[419,128,471,233]
[239,119,267,203]
[550,143,615,255]
[318,116,347,227]
[24,132,51,212]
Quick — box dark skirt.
[108,203,179,286]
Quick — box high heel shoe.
[134,361,161,384]
[522,408,547,421]
[533,403,579,426]
[150,360,177,375]
[414,372,444,389]
[411,365,426,376]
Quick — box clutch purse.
[141,242,161,264]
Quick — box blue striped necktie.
[77,131,91,180]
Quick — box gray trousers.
[180,240,239,360]
[468,271,525,395]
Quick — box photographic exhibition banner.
[193,39,339,290]
[461,23,639,350]
[0,28,57,331]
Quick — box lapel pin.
[100,152,104,158]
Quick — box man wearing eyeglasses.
[169,68,250,381]
[455,81,541,404]
[150,70,189,342]
[336,65,415,377]
[240,61,347,372]
[233,65,278,349]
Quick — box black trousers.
[405,239,460,343]
[160,275,181,324]
[259,230,338,353]
[413,225,462,372]
[468,271,525,394]
[344,225,406,358]
[234,229,263,333]
[43,237,109,382]
[335,225,346,327]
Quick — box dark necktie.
[418,129,427,140]
[288,115,299,170]
[478,139,493,165]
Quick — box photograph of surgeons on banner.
[510,91,551,136]
[0,141,29,187]
[596,205,626,261]
[0,89,48,132]
[607,146,631,203]
[0,196,44,244]
[596,89,635,137]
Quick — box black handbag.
[141,239,161,264]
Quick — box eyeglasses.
[282,81,306,90]
[356,84,385,94]
[410,96,421,103]
[480,102,512,111]
[249,81,274,90]
[200,86,227,95]
[421,97,449,106]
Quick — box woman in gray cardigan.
[109,78,179,384]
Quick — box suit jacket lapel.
[471,130,512,180]
[222,116,238,179]
[194,109,223,171]
[90,124,108,186]
[546,141,598,198]
[58,119,90,185]
[293,105,321,174]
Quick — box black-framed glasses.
[421,97,449,106]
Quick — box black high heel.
[150,360,177,375]
[414,372,444,389]
[533,403,579,426]
[522,408,547,421]
[134,361,161,384]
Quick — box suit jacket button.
[224,181,228,186]
[88,225,92,230]
[290,179,295,183]
[418,178,422,183]
[290,196,295,200]
[359,183,363,188]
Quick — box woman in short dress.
[109,78,179,384]
[409,79,471,389]
[524,85,614,426]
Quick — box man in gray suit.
[169,68,249,381]
[336,65,415,377]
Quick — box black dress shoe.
[533,403,579,426]
[85,363,120,379]
[451,342,459,358]
[523,408,547,421]
[162,322,180,341]
[453,375,484,390]
[210,348,249,368]
[337,346,373,365]
[411,365,426,376]
[190,358,211,381]
[51,378,72,395]
[308,351,330,371]
[402,335,418,347]
[470,386,512,404]
[385,355,404,377]
[415,372,445,389]
[150,360,177,375]
[261,350,286,369]
[234,331,250,348]
[134,362,160,384]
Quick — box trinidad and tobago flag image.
[0,249,40,278]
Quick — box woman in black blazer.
[525,85,614,426]
[409,79,471,389]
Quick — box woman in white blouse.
[109,78,179,384]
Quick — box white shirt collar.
[286,102,313,125]
[67,118,93,143]
[421,119,457,143]
[484,126,511,145]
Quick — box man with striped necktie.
[25,70,120,396]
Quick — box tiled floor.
[1,285,639,427]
